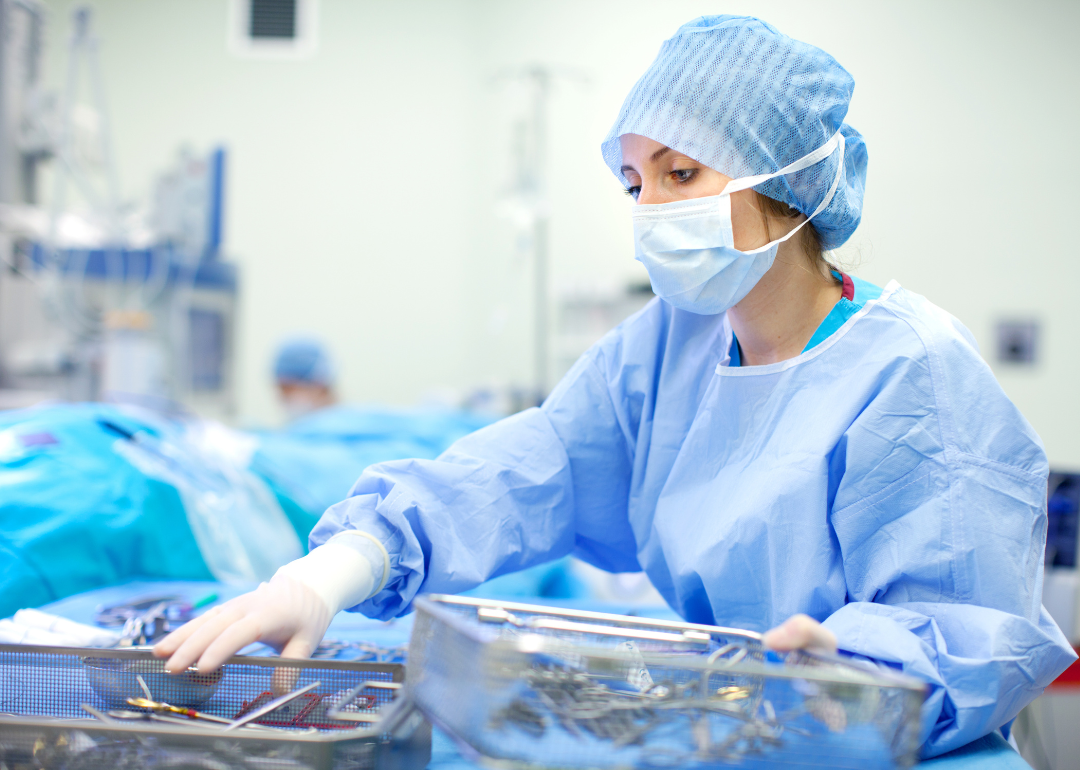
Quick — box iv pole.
[496,65,586,406]
[526,67,550,403]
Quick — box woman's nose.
[636,183,666,206]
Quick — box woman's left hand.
[762,614,837,654]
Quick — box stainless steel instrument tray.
[0,644,430,770]
[407,595,926,769]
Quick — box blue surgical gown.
[312,280,1077,757]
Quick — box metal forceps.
[327,681,403,724]
[125,697,235,726]
[125,676,282,731]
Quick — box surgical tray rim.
[416,595,928,695]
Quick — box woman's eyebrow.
[621,146,672,175]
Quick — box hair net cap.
[602,15,868,250]
[273,337,335,386]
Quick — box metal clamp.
[327,681,403,724]
[477,607,712,647]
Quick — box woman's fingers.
[269,637,318,694]
[762,614,809,650]
[153,605,222,658]
[195,616,265,674]
[279,635,317,661]
[762,614,837,653]
[152,576,330,678]
[271,660,304,695]
[164,603,248,673]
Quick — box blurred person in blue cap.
[273,337,337,420]
[160,16,1074,756]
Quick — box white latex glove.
[762,614,838,654]
[154,532,389,674]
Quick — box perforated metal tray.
[407,595,926,769]
[0,644,430,770]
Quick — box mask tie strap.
[719,131,843,196]
[738,133,846,255]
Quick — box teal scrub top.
[728,271,884,366]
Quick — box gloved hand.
[762,613,837,654]
[154,572,332,674]
[154,532,389,673]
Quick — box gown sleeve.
[822,307,1077,758]
[308,311,655,620]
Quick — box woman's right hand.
[153,573,332,674]
[154,534,384,674]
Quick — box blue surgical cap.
[273,337,334,386]
[602,15,868,250]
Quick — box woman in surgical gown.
[158,15,1076,757]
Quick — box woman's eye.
[624,186,641,200]
[672,168,697,183]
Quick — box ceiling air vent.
[229,0,318,59]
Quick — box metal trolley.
[407,595,927,769]
[0,644,430,770]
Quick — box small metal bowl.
[83,657,223,709]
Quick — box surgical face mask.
[631,132,846,315]
[283,393,323,420]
